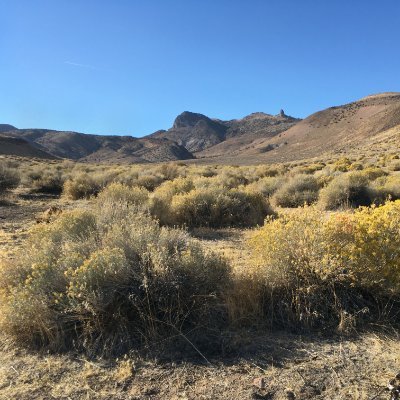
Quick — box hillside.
[195,111,299,158]
[149,111,229,152]
[0,136,55,159]
[0,129,193,163]
[1,92,400,164]
[197,92,400,163]
[0,124,17,133]
[150,110,299,154]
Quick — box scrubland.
[1,153,400,399]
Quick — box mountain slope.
[150,111,228,152]
[0,124,17,133]
[0,136,56,159]
[2,92,400,164]
[198,92,400,163]
[150,110,300,154]
[196,111,299,158]
[0,129,194,163]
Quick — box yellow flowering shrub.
[247,202,400,329]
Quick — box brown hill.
[196,111,299,158]
[2,92,399,164]
[0,124,17,133]
[150,111,228,152]
[0,129,193,163]
[0,136,55,159]
[197,92,400,163]
[150,110,299,154]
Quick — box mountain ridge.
[2,92,400,163]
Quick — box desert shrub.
[135,173,164,191]
[0,161,20,194]
[25,167,65,194]
[292,163,325,175]
[245,202,400,330]
[390,160,400,171]
[97,183,149,207]
[256,165,286,178]
[332,157,352,172]
[150,177,194,225]
[360,167,387,181]
[372,175,400,202]
[246,176,283,197]
[156,163,182,181]
[349,162,364,171]
[272,174,320,207]
[199,166,218,178]
[217,169,250,188]
[0,204,230,355]
[63,173,103,199]
[318,171,376,210]
[168,188,273,228]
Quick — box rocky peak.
[172,111,211,129]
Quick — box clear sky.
[1,0,400,136]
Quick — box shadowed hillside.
[0,129,193,163]
[0,136,55,159]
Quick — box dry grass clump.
[0,160,20,194]
[273,174,320,207]
[0,201,230,355]
[241,202,400,331]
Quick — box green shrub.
[273,174,320,207]
[0,205,230,355]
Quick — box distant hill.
[0,129,193,163]
[196,111,299,158]
[2,92,400,164]
[150,111,228,152]
[0,124,17,133]
[197,92,400,163]
[0,136,55,159]
[150,110,299,154]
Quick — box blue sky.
[1,0,400,136]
